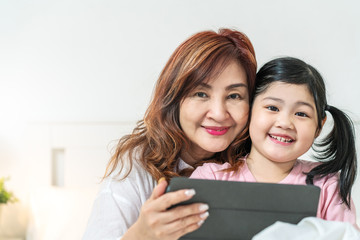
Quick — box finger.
[164,212,209,239]
[149,210,209,239]
[173,221,205,239]
[166,209,209,235]
[167,202,209,220]
[151,188,196,211]
[150,177,168,200]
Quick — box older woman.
[83,28,257,240]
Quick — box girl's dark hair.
[254,57,357,208]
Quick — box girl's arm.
[318,176,359,230]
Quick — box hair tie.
[325,104,330,111]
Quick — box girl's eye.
[266,106,279,112]
[295,112,308,117]
[194,92,208,98]
[227,93,241,100]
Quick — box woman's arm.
[122,179,209,240]
[83,162,209,240]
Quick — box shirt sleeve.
[318,176,359,230]
[82,161,156,240]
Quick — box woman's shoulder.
[99,150,156,199]
[108,147,148,178]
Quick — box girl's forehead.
[259,82,315,104]
[262,82,312,95]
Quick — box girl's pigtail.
[306,105,357,208]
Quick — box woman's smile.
[203,126,230,136]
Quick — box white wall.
[0,0,359,238]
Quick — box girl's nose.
[275,113,294,129]
[206,99,229,122]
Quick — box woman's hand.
[122,178,209,240]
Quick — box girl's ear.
[315,116,327,138]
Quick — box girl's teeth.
[270,135,293,143]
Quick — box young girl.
[190,57,358,227]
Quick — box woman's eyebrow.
[226,83,247,90]
[199,83,211,89]
[198,83,247,90]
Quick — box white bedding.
[253,217,360,240]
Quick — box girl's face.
[249,82,319,165]
[179,61,249,164]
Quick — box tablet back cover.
[167,177,320,240]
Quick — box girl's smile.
[268,133,294,145]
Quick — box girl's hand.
[122,178,209,240]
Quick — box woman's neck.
[180,150,214,167]
[246,151,296,183]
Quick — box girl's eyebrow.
[295,101,315,111]
[262,96,284,103]
[199,83,247,90]
[262,97,315,110]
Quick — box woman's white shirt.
[82,158,191,240]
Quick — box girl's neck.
[246,151,297,183]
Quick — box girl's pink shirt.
[190,159,358,228]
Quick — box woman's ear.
[315,116,327,138]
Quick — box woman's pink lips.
[204,126,230,136]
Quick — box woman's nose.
[206,99,229,122]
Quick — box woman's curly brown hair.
[104,28,257,181]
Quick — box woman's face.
[179,61,249,164]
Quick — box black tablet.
[166,177,320,240]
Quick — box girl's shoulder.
[190,160,246,180]
[296,159,321,171]
[296,159,339,186]
[201,161,233,170]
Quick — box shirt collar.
[176,158,194,172]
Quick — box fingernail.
[158,177,166,184]
[184,189,196,196]
[198,220,205,226]
[200,211,209,219]
[199,204,209,211]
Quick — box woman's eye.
[266,106,279,112]
[194,92,208,98]
[228,93,241,100]
[295,112,308,117]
